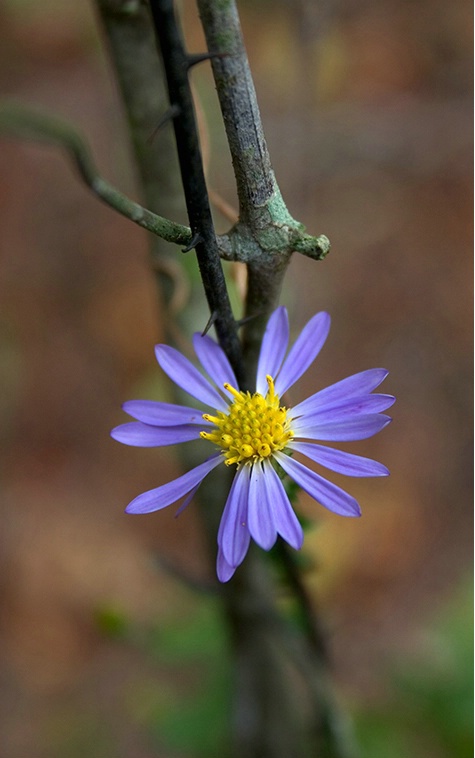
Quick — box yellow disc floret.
[200,375,294,466]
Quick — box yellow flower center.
[200,375,293,466]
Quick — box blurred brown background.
[0,1,472,756]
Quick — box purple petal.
[288,441,389,477]
[193,333,238,392]
[155,344,227,411]
[218,466,251,567]
[174,484,201,517]
[111,422,202,447]
[274,451,361,517]
[275,312,331,396]
[291,394,395,429]
[123,400,211,427]
[217,549,237,582]
[262,461,303,549]
[248,462,277,550]
[125,455,222,514]
[256,307,289,394]
[291,369,390,417]
[294,414,392,442]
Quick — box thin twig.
[0,102,192,246]
[148,0,245,387]
[196,0,329,380]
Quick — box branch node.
[292,233,331,261]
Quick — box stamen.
[201,376,293,466]
[266,375,276,402]
[223,383,243,401]
[202,413,220,425]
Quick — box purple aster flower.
[112,307,394,582]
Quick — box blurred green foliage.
[92,576,473,758]
[94,603,130,640]
[353,578,473,758]
[136,595,232,757]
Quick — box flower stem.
[197,4,357,757]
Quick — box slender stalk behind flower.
[148,0,245,385]
[112,307,394,581]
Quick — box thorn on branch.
[187,51,230,69]
[181,231,204,252]
[147,103,181,143]
[236,312,263,329]
[201,310,219,336]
